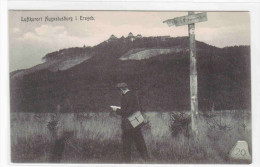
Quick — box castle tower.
[136,34,142,38]
[128,32,135,41]
[107,34,118,42]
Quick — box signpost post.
[163,12,207,134]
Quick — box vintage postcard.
[9,10,251,164]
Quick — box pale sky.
[9,11,250,72]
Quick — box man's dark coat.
[116,90,139,131]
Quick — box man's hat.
[116,82,128,89]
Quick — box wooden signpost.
[163,12,208,133]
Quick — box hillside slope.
[12,48,93,80]
[10,37,250,113]
[120,47,187,60]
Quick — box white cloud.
[35,25,65,36]
[196,25,250,48]
[18,25,87,49]
[11,25,90,71]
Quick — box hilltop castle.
[106,32,170,42]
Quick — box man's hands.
[110,106,121,112]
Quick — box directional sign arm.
[163,18,175,27]
[163,12,207,27]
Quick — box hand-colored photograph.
[9,11,251,164]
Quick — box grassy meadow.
[11,111,251,163]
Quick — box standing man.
[112,82,149,163]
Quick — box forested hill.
[10,36,250,113]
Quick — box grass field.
[11,111,251,163]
